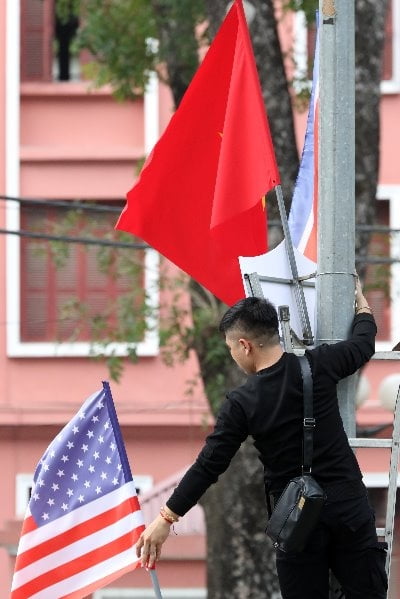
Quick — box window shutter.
[382,1,393,81]
[20,0,54,82]
[20,203,146,343]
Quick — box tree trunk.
[355,0,388,273]
[200,439,282,599]
[192,2,301,597]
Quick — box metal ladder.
[348,387,400,582]
[245,273,400,595]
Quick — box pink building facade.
[1,1,400,598]
[0,2,211,597]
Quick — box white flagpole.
[149,570,164,598]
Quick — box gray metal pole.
[316,0,357,438]
[149,570,164,598]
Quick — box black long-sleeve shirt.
[167,313,377,516]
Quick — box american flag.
[288,13,320,263]
[11,382,145,599]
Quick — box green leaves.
[283,0,318,25]
[56,0,205,101]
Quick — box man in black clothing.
[136,279,388,598]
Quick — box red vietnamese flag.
[116,0,280,305]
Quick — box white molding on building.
[376,184,400,351]
[15,473,33,519]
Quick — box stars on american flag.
[30,390,126,526]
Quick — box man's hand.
[354,272,372,314]
[136,515,172,569]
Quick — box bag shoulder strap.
[298,354,315,474]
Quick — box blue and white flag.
[288,15,320,263]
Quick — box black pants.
[275,496,388,599]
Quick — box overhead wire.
[0,194,399,261]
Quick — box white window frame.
[15,473,34,519]
[374,186,400,351]
[6,0,159,358]
[93,589,206,599]
[294,1,400,95]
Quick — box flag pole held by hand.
[149,569,164,599]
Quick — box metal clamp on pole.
[278,305,293,352]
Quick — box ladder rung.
[376,527,386,537]
[348,438,393,448]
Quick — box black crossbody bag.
[266,355,326,553]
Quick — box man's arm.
[135,395,248,567]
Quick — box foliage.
[55,0,313,105]
[80,0,157,100]
[55,0,81,23]
[283,0,318,25]
[55,0,205,101]
[50,0,320,402]
[34,199,232,408]
[28,205,151,381]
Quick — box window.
[54,10,79,81]
[20,0,81,82]
[20,203,145,343]
[372,186,400,351]
[7,201,159,357]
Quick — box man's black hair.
[219,296,279,341]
